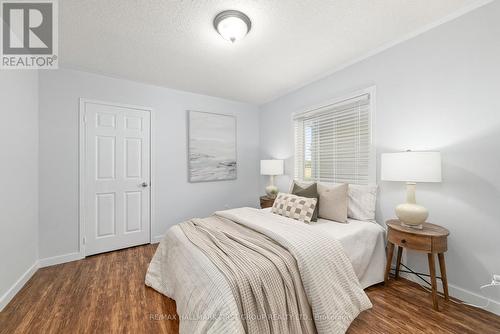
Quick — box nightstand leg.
[384,242,395,285]
[438,253,449,301]
[428,253,439,311]
[395,246,403,278]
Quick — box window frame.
[291,86,377,185]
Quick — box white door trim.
[79,98,155,258]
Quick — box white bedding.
[146,208,386,334]
[262,208,386,288]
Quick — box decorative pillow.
[317,183,348,223]
[271,192,318,223]
[290,180,378,222]
[347,184,378,221]
[291,182,319,222]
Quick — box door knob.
[140,182,148,188]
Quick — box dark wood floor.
[1,244,499,334]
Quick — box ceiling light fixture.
[213,10,251,43]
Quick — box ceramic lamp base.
[265,175,278,198]
[265,185,278,198]
[395,183,429,228]
[395,202,428,228]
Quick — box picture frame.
[187,110,237,182]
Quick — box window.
[294,89,375,185]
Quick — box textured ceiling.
[60,0,480,104]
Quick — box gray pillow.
[291,182,319,222]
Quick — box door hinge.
[83,237,86,245]
[83,114,87,123]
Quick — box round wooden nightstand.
[259,196,275,209]
[384,219,450,311]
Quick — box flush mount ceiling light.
[213,10,251,43]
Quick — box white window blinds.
[294,92,373,185]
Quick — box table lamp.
[260,160,284,198]
[381,151,442,229]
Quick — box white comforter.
[300,215,386,288]
[146,208,385,334]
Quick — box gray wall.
[39,69,261,259]
[260,1,500,308]
[0,72,39,303]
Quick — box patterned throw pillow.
[271,192,318,223]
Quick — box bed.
[293,211,386,289]
[145,206,386,334]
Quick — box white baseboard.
[151,235,164,244]
[38,252,83,268]
[400,272,500,315]
[3,242,161,310]
[1,253,83,311]
[0,261,39,311]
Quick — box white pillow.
[290,180,377,221]
[346,184,377,221]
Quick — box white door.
[82,100,151,256]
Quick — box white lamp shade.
[381,151,442,183]
[260,160,284,176]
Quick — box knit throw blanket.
[180,215,316,334]
[178,207,372,334]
